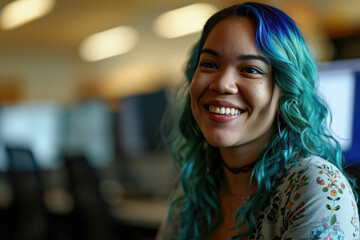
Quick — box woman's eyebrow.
[200,48,270,66]
[238,54,270,66]
[200,48,220,57]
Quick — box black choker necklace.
[221,159,258,174]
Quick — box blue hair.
[166,2,357,239]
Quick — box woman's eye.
[199,61,218,69]
[241,67,266,74]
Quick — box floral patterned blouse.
[156,156,359,240]
[251,156,359,240]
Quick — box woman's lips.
[205,108,243,123]
[204,101,246,123]
[206,100,243,110]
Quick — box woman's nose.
[208,71,238,94]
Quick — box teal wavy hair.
[165,2,356,239]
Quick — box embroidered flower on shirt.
[350,200,359,238]
[311,215,344,239]
[330,189,337,197]
[311,163,349,239]
[316,164,345,199]
[316,177,325,185]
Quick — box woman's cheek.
[190,72,207,98]
[190,77,200,99]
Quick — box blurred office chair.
[5,146,48,240]
[64,154,127,240]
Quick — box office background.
[0,0,359,239]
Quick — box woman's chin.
[205,137,238,148]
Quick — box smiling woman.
[190,17,279,150]
[157,2,359,240]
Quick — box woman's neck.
[218,128,274,195]
[222,168,255,196]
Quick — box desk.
[111,198,169,228]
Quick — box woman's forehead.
[201,17,262,58]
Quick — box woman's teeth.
[209,105,240,115]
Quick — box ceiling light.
[0,0,55,30]
[79,26,139,62]
[154,3,218,39]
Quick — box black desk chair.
[64,154,127,240]
[5,146,48,240]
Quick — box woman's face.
[190,17,280,149]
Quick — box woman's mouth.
[208,104,243,116]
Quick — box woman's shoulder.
[255,155,360,239]
[286,154,339,171]
[282,155,351,188]
[285,155,359,238]
[279,155,357,211]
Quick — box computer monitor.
[318,59,360,164]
